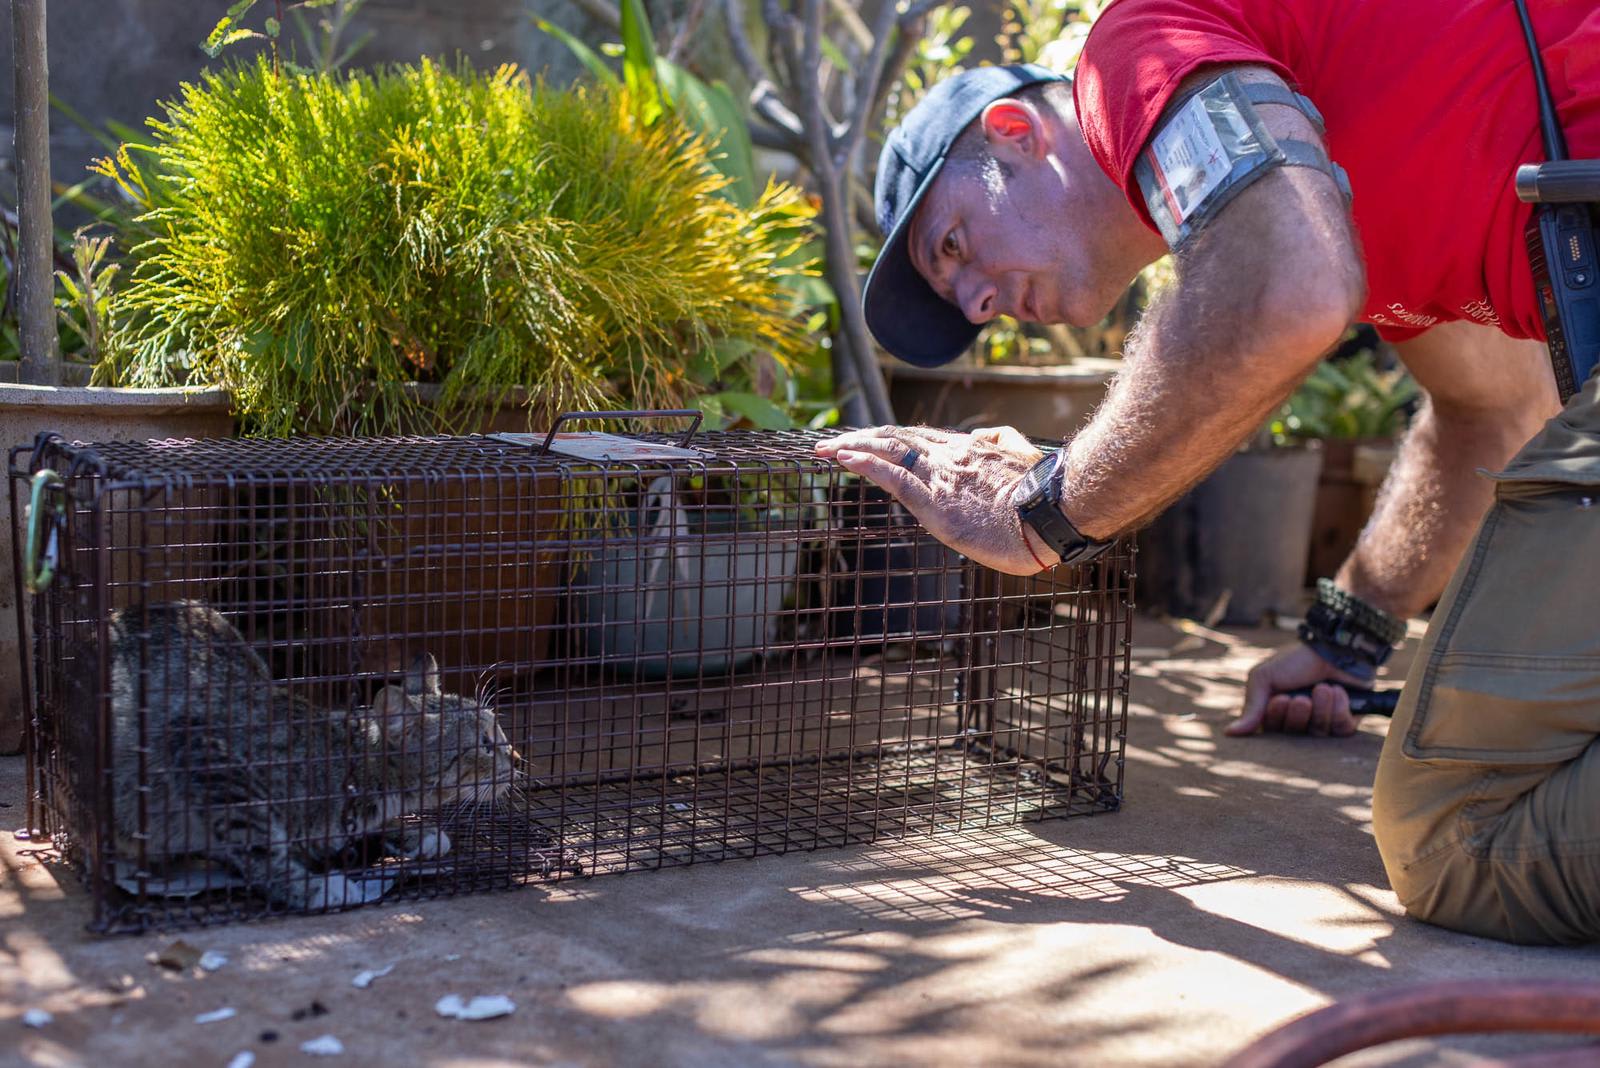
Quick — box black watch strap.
[1014,452,1113,566]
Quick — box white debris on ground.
[194,1007,237,1024]
[198,951,229,972]
[300,1035,345,1056]
[443,954,461,962]
[225,1053,255,1068]
[351,963,395,989]
[434,994,516,1021]
[21,1008,52,1028]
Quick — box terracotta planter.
[883,358,1120,438]
[220,385,566,695]
[2,384,235,754]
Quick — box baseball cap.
[865,63,1070,367]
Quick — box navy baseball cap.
[865,63,1069,367]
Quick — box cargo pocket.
[1404,468,1600,768]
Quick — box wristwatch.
[1011,450,1114,566]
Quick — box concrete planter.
[1138,444,1326,626]
[883,358,1120,438]
[2,384,235,753]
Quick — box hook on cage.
[22,468,64,593]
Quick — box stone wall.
[1,0,599,200]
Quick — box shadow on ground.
[4,615,1597,1067]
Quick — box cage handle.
[22,469,63,593]
[539,410,703,454]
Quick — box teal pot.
[581,476,804,679]
[1138,444,1325,626]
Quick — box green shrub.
[1275,349,1419,442]
[95,57,816,436]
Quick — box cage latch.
[22,469,64,593]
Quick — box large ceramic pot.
[1138,443,1325,626]
[884,358,1120,438]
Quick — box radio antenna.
[1513,0,1568,162]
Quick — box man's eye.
[942,231,960,258]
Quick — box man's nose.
[954,271,997,325]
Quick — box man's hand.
[815,425,1054,576]
[1227,643,1369,737]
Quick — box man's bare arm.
[1335,322,1558,617]
[1060,68,1366,539]
[1229,323,1559,736]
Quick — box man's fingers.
[1261,694,1290,733]
[1280,694,1313,733]
[834,450,935,517]
[1328,686,1359,736]
[1226,668,1276,735]
[815,425,954,457]
[1308,685,1335,736]
[970,425,1033,450]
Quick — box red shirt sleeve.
[1074,0,1297,233]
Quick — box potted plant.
[73,14,823,686]
[1137,411,1325,628]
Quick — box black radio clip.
[1515,0,1600,403]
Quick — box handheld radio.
[1514,0,1600,402]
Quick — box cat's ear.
[405,654,442,697]
[368,685,413,732]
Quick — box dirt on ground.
[4,615,1598,1067]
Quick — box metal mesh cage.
[10,422,1132,933]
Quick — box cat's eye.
[481,733,498,750]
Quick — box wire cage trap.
[11,414,1133,933]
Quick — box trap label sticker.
[492,431,705,462]
[1145,93,1232,224]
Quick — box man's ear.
[981,99,1048,162]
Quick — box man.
[817,0,1600,944]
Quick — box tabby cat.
[106,601,517,910]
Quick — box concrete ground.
[4,615,1598,1068]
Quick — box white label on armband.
[1146,94,1233,224]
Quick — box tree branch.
[567,0,621,32]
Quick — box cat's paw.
[391,825,452,861]
[309,872,395,910]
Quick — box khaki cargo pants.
[1374,374,1600,945]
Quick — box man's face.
[906,105,1152,330]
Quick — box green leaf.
[264,16,281,38]
[619,0,663,124]
[203,1,260,56]
[712,390,791,429]
[655,61,756,204]
[819,37,851,72]
[532,17,620,88]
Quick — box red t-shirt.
[1076,0,1600,343]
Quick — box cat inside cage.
[81,601,521,911]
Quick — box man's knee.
[1374,736,1600,945]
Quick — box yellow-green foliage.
[96,57,815,436]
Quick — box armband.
[1296,579,1407,683]
[1133,72,1353,251]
